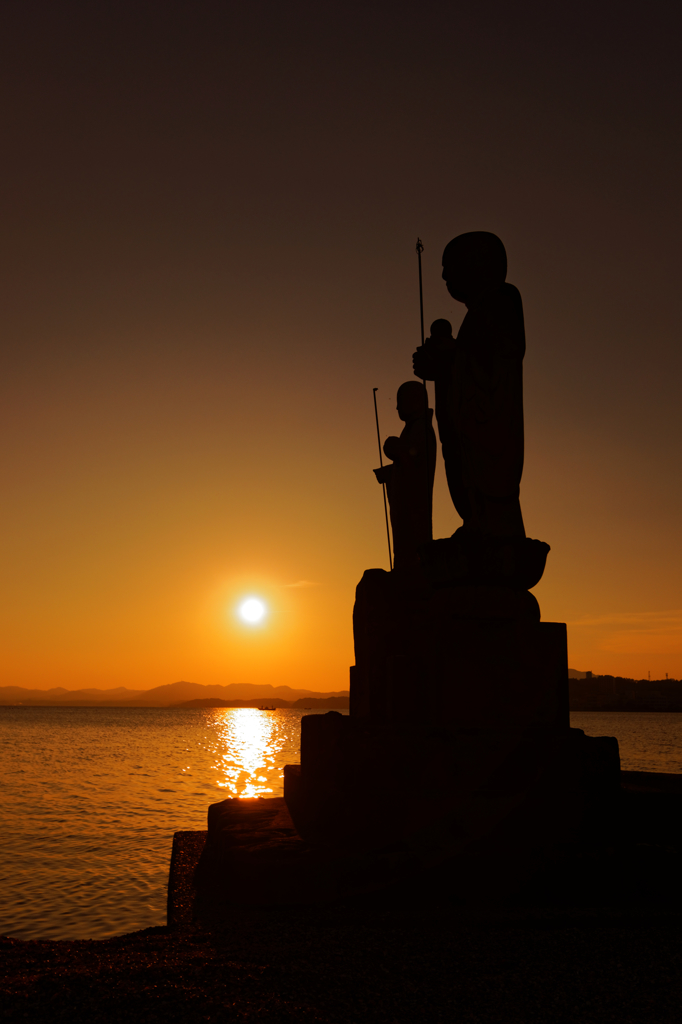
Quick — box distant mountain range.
[176,696,349,709]
[0,672,623,706]
[0,681,349,707]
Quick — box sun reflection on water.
[212,708,285,798]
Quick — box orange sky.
[1,2,681,689]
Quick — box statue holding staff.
[413,232,526,542]
[374,382,436,571]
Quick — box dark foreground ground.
[3,902,682,1023]
[5,772,682,1023]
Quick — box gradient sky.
[1,1,681,690]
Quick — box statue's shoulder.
[458,285,525,358]
[492,283,525,357]
[498,281,523,314]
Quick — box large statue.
[413,232,525,540]
[373,381,436,570]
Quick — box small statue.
[374,382,436,570]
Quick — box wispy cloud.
[568,609,682,631]
[281,580,319,589]
[568,609,682,654]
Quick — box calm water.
[0,707,680,941]
[0,707,337,941]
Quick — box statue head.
[442,232,507,305]
[397,381,428,421]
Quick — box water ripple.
[0,706,322,940]
[1,707,680,940]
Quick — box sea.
[1,706,681,942]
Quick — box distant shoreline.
[0,681,349,708]
[2,703,680,714]
[0,698,349,709]
[172,696,349,709]
[570,675,682,713]
[570,706,682,714]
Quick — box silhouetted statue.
[374,381,436,570]
[414,232,525,540]
[276,234,583,912]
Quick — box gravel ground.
[2,903,682,1023]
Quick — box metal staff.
[373,387,393,571]
[416,237,425,347]
[416,238,432,509]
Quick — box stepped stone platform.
[172,558,680,921]
[168,770,682,925]
[173,571,682,920]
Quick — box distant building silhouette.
[569,674,682,711]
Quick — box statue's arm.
[373,465,393,484]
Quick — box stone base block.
[351,569,568,729]
[284,715,620,853]
[190,731,626,910]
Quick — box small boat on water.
[258,705,276,711]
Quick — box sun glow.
[238,597,267,625]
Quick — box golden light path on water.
[210,708,287,798]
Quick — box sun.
[237,597,267,625]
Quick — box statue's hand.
[373,466,392,484]
[414,338,456,379]
[412,346,436,381]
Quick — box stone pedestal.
[350,568,568,730]
[281,567,620,900]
